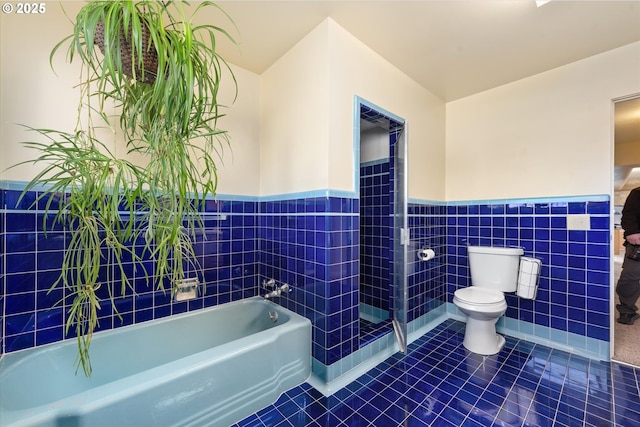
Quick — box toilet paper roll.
[517,257,541,299]
[417,248,436,261]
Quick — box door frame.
[354,96,408,352]
[610,92,640,361]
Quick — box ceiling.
[213,0,640,102]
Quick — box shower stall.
[357,99,408,352]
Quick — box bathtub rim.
[1,296,291,360]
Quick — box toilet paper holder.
[417,246,436,261]
[516,257,541,300]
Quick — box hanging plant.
[14,0,238,376]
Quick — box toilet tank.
[468,246,524,292]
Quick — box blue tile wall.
[1,184,611,371]
[258,197,359,366]
[407,203,448,322]
[446,199,610,342]
[256,196,449,370]
[359,161,391,313]
[0,188,259,353]
[0,189,4,351]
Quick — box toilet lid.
[454,287,504,304]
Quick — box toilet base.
[462,317,506,355]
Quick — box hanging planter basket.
[94,19,159,84]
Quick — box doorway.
[612,94,640,367]
[356,99,408,351]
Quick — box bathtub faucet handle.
[263,283,290,299]
[262,278,276,289]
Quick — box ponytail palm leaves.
[16,1,237,376]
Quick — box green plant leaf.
[12,0,239,377]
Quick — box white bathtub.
[0,297,311,427]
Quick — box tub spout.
[263,283,289,299]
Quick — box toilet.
[453,245,526,355]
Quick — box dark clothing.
[617,187,640,317]
[622,187,640,238]
[617,244,640,315]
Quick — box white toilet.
[453,245,525,355]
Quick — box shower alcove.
[357,100,408,351]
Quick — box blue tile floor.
[359,318,392,347]
[234,320,640,427]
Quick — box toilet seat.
[454,287,504,305]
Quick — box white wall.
[215,64,261,197]
[327,19,446,201]
[1,10,444,201]
[446,41,640,201]
[258,18,446,200]
[360,126,389,164]
[259,20,331,196]
[8,7,636,204]
[0,2,81,182]
[0,2,261,197]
